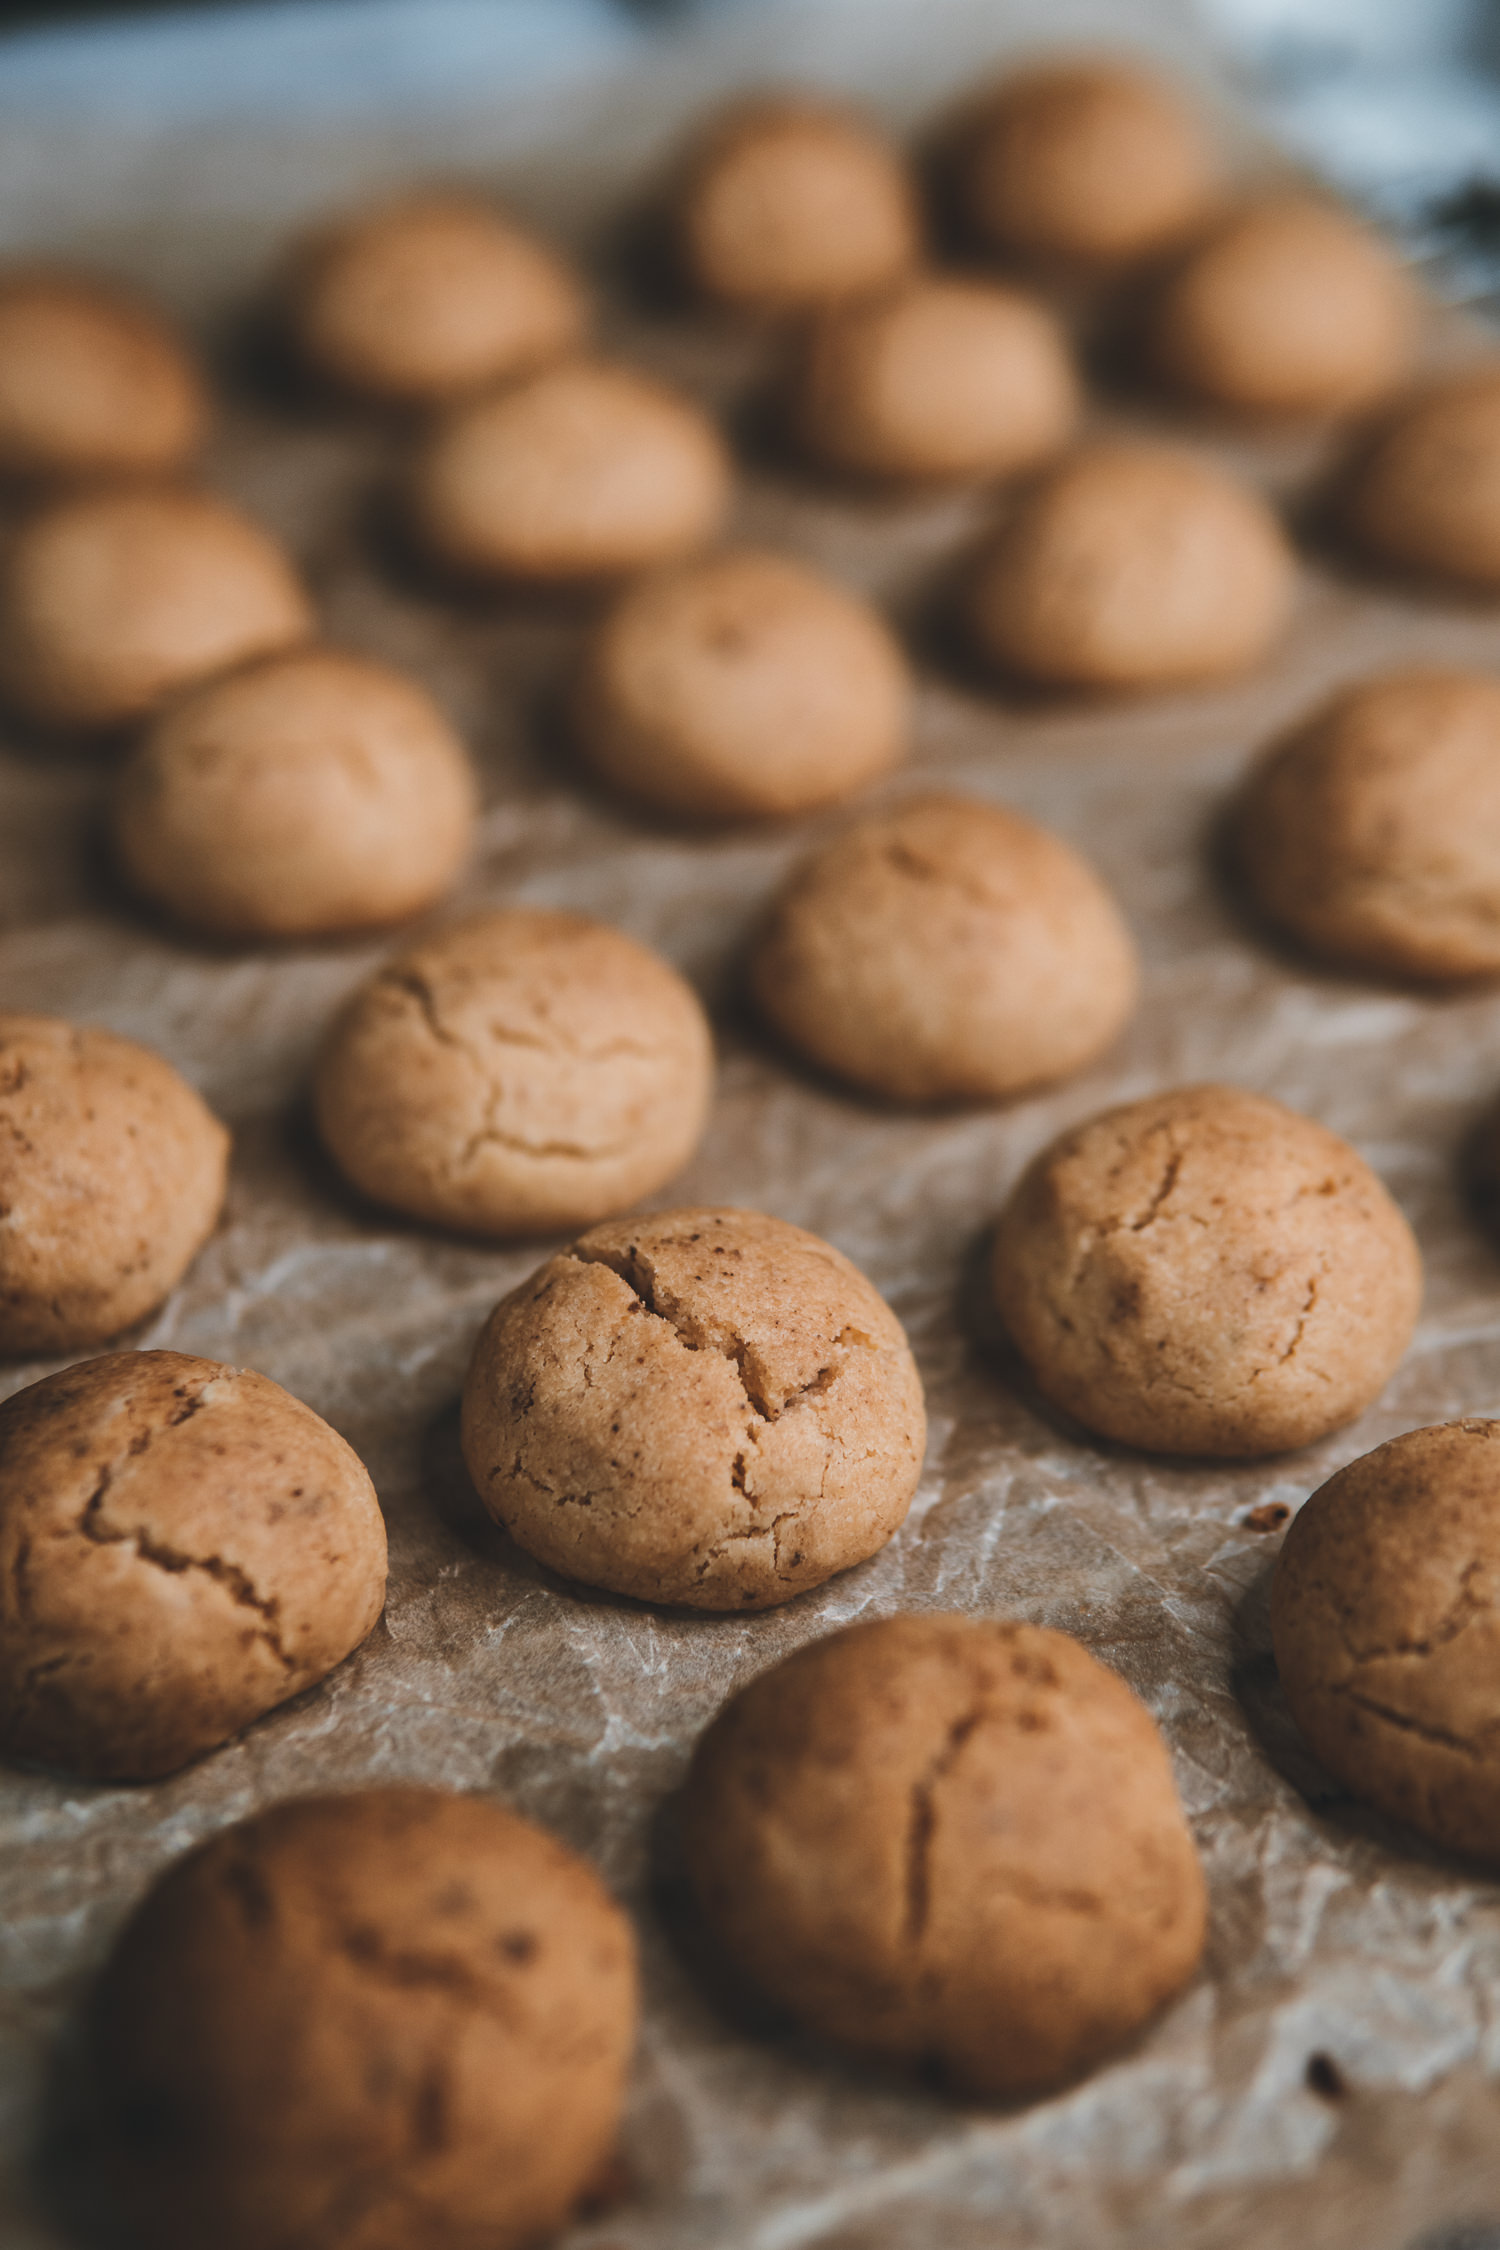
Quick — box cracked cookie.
[0,1012,228,1356]
[0,267,205,480]
[1341,366,1500,589]
[460,1206,926,1609]
[681,1612,1206,2094]
[314,909,713,1238]
[0,1348,387,1779]
[1272,1421,1500,1864]
[748,791,1137,1103]
[89,1785,637,2250]
[115,645,477,940]
[573,548,910,822]
[990,1084,1422,1457]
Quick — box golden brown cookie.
[750,792,1137,1102]
[1341,366,1500,588]
[314,909,713,1237]
[412,359,732,583]
[574,548,910,821]
[0,268,206,480]
[792,273,1079,483]
[674,93,920,315]
[0,1013,228,1357]
[0,1349,387,1780]
[0,485,313,732]
[461,1206,926,1609]
[1237,667,1500,981]
[682,1613,1206,2094]
[115,645,477,940]
[991,1084,1422,1457]
[286,192,587,406]
[966,441,1294,689]
[90,1786,637,2250]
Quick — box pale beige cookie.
[461,1206,926,1610]
[792,273,1079,483]
[1146,196,1417,419]
[412,359,732,583]
[286,192,587,406]
[91,1787,637,2250]
[682,1613,1206,2094]
[115,645,477,940]
[0,485,313,732]
[967,441,1294,689]
[0,1013,228,1357]
[0,268,206,479]
[750,792,1137,1102]
[1237,667,1500,981]
[1342,366,1500,588]
[0,1349,386,1780]
[1272,1420,1500,1865]
[314,909,713,1237]
[675,94,920,315]
[574,548,910,821]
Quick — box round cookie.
[461,1205,926,1610]
[1145,196,1417,420]
[967,441,1294,690]
[1341,366,1500,589]
[750,793,1137,1103]
[0,1349,387,1780]
[1271,1421,1500,1864]
[286,192,587,406]
[674,94,920,315]
[115,645,477,940]
[314,909,713,1237]
[991,1084,1422,1457]
[0,268,206,479]
[1237,667,1500,982]
[682,1613,1206,2094]
[412,360,732,584]
[0,1013,228,1357]
[90,1787,637,2250]
[574,548,910,821]
[0,485,313,732]
[792,273,1079,483]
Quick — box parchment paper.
[3,4,1500,2245]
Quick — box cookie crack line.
[332,1915,525,2027]
[455,1120,634,1170]
[903,1705,984,1948]
[389,966,666,1069]
[1331,1681,1497,1762]
[1330,1560,1495,1666]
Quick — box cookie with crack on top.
[990,1084,1421,1457]
[0,1349,386,1780]
[681,1613,1206,2094]
[460,1206,926,1609]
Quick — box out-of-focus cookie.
[1341,366,1500,588]
[0,268,206,479]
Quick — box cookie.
[750,792,1137,1102]
[0,486,313,732]
[991,1084,1422,1457]
[966,441,1294,689]
[461,1205,926,1610]
[1237,667,1500,982]
[115,645,477,940]
[412,359,731,584]
[0,1013,228,1357]
[1341,366,1500,588]
[0,268,205,479]
[90,1786,637,2250]
[1272,1420,1500,1865]
[674,94,920,314]
[792,274,1078,483]
[0,1349,387,1780]
[1145,196,1416,419]
[574,547,910,821]
[682,1613,1206,2095]
[314,909,713,1237]
[286,192,587,406]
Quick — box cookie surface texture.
[682,1612,1206,2094]
[991,1083,1422,1456]
[461,1205,926,1609]
[0,268,205,478]
[0,1349,387,1779]
[1343,367,1500,588]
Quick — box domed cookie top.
[0,268,206,479]
[1342,366,1500,589]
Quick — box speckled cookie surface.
[0,268,206,478]
[460,1206,926,1610]
[991,1083,1423,1457]
[682,1612,1206,2094]
[1342,366,1500,589]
